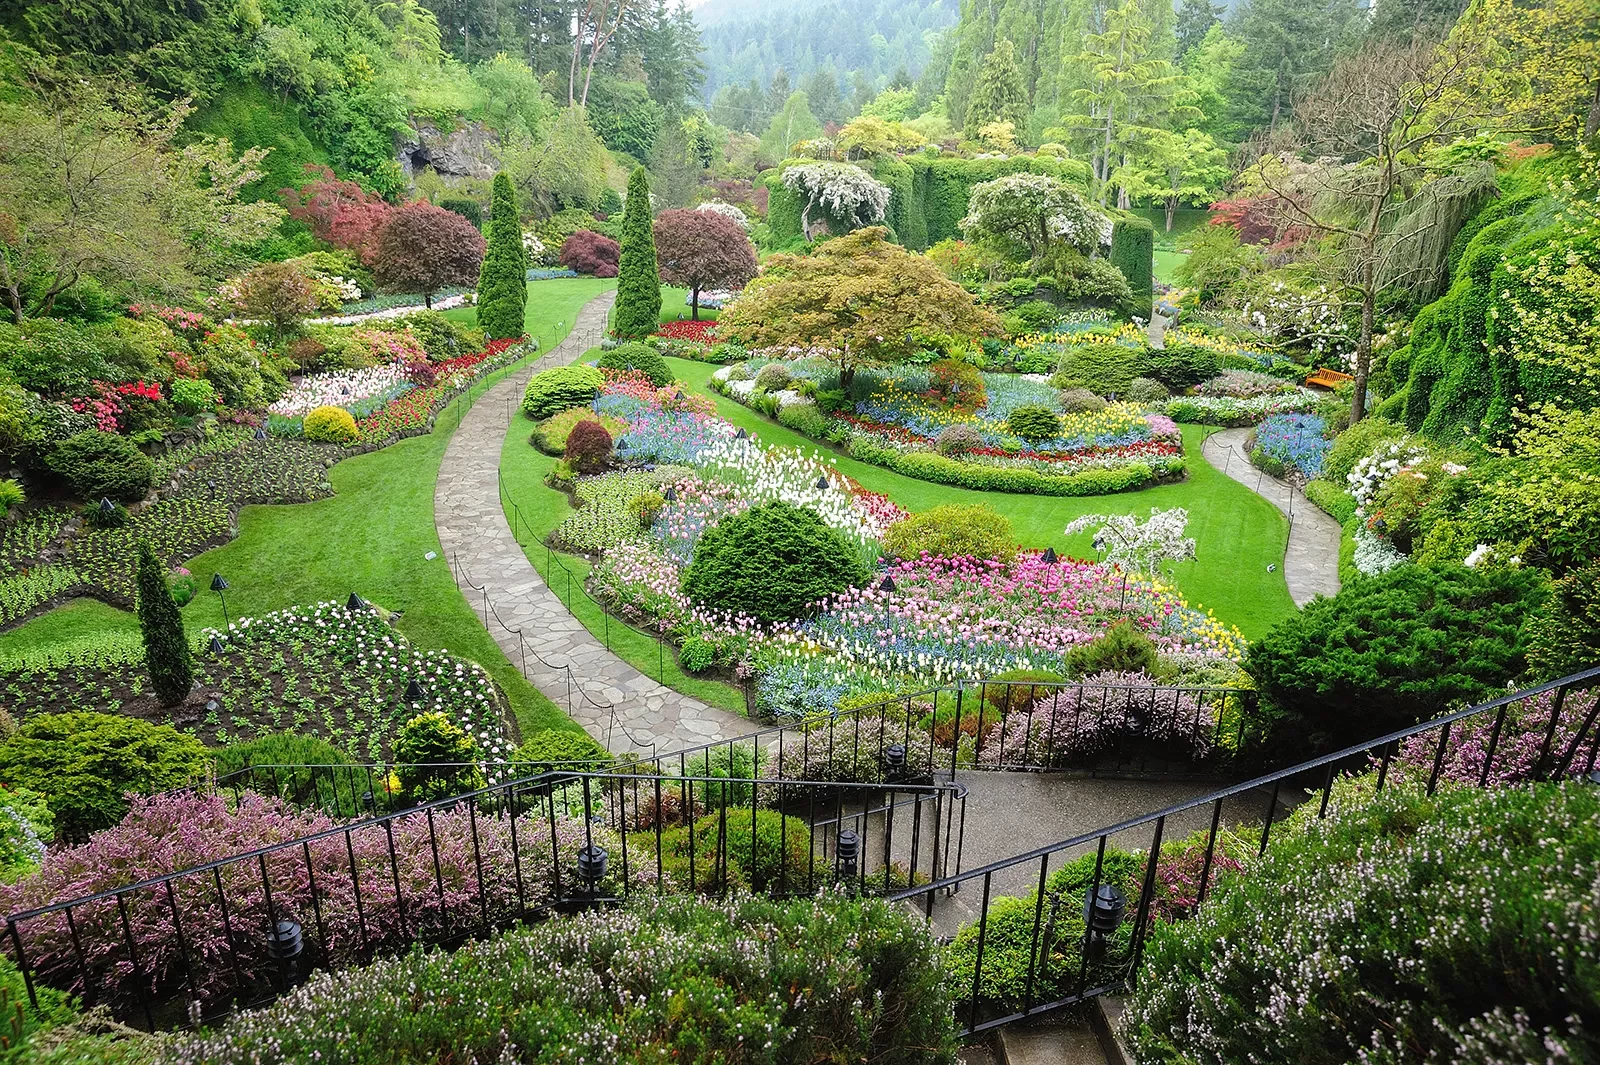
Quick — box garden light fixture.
[210,573,230,628]
[404,679,426,703]
[735,428,748,440]
[98,497,116,520]
[1084,883,1126,957]
[883,743,907,778]
[577,844,608,891]
[208,634,225,656]
[347,592,367,612]
[878,575,896,593]
[664,486,677,502]
[815,475,830,491]
[1042,546,1058,564]
[253,427,267,441]
[267,918,304,987]
[836,829,859,882]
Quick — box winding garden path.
[1200,427,1340,605]
[435,291,750,756]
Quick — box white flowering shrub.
[960,173,1111,259]
[1064,507,1197,578]
[695,200,752,232]
[781,161,891,238]
[1241,282,1356,365]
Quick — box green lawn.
[1154,249,1188,285]
[667,358,1296,639]
[0,277,618,741]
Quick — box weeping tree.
[1252,35,1495,422]
[780,162,891,241]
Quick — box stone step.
[984,998,1132,1065]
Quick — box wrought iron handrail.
[886,664,1600,1037]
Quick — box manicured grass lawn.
[1154,249,1188,285]
[0,278,618,741]
[498,370,746,713]
[667,358,1297,640]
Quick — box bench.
[1305,367,1354,389]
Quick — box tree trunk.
[839,364,856,391]
[424,291,433,309]
[1587,79,1600,140]
[1165,195,1177,232]
[2,282,20,324]
[1351,259,1375,424]
[691,286,701,320]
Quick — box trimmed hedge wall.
[1110,217,1154,321]
[763,155,1092,251]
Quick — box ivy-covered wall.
[763,154,1092,251]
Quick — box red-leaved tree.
[371,202,486,307]
[652,209,758,320]
[279,165,393,264]
[559,230,620,277]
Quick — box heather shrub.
[596,342,672,386]
[1126,783,1600,1065]
[1004,404,1062,442]
[882,504,1017,562]
[0,792,639,1015]
[45,431,155,502]
[763,716,937,784]
[522,365,603,420]
[976,672,1212,767]
[563,418,613,473]
[165,894,955,1064]
[0,712,208,839]
[1388,686,1599,788]
[301,405,359,444]
[681,502,870,623]
[934,422,984,456]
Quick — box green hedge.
[1110,217,1154,321]
[1303,479,1357,524]
[168,894,957,1064]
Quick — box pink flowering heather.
[975,671,1214,768]
[0,792,646,1015]
[1389,687,1600,788]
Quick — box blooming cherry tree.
[961,173,1111,262]
[1065,507,1197,577]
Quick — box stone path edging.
[1201,427,1340,606]
[434,291,750,755]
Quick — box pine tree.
[136,542,191,706]
[963,39,1029,141]
[613,167,662,339]
[475,173,528,339]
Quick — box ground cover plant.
[1126,782,1600,1065]
[164,893,955,1064]
[0,601,517,774]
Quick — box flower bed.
[711,358,1184,496]
[1163,390,1318,426]
[656,319,718,343]
[1248,412,1330,479]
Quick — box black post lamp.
[836,829,859,884]
[1084,883,1126,957]
[98,497,116,522]
[577,844,608,895]
[208,634,225,656]
[814,474,830,491]
[404,679,426,704]
[735,428,748,440]
[210,574,230,628]
[347,592,368,612]
[253,427,267,442]
[267,919,304,988]
[1042,546,1058,564]
[663,485,678,503]
[883,742,907,782]
[878,575,896,594]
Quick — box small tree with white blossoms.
[695,200,752,232]
[961,173,1111,263]
[781,162,891,240]
[1065,507,1197,578]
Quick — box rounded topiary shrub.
[935,423,984,456]
[522,365,603,420]
[512,728,612,768]
[1125,376,1171,404]
[1141,344,1219,389]
[596,342,672,386]
[664,809,811,893]
[1005,404,1062,442]
[681,501,870,623]
[1065,621,1158,677]
[45,430,156,502]
[563,419,613,474]
[302,405,360,444]
[1055,341,1142,396]
[0,711,209,839]
[1059,388,1108,413]
[754,363,792,393]
[883,504,1018,563]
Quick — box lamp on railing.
[1084,883,1126,957]
[210,573,230,628]
[577,843,608,894]
[835,829,859,884]
[266,918,304,988]
[883,742,907,781]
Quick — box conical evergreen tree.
[475,173,528,339]
[613,167,662,339]
[964,39,1029,140]
[136,542,192,706]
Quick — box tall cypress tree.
[136,542,192,706]
[963,39,1029,140]
[475,173,528,339]
[613,167,662,339]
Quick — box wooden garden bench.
[1305,367,1354,389]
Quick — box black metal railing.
[3,768,964,1030]
[889,665,1600,1037]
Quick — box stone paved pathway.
[1201,427,1340,605]
[434,291,751,756]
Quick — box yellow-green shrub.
[302,405,359,444]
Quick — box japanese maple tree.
[652,209,758,320]
[371,202,486,308]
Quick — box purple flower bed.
[1252,413,1329,478]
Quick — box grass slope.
[0,278,618,742]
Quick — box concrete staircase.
[965,998,1133,1065]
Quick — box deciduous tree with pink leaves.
[652,208,757,320]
